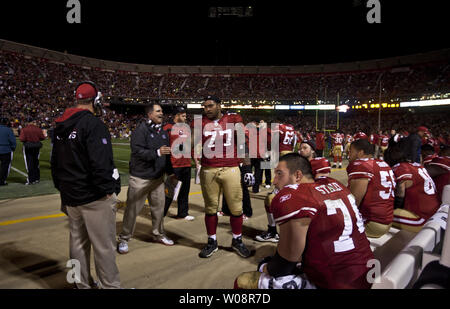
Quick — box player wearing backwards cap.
[51,81,121,288]
[255,140,331,243]
[384,137,440,233]
[234,153,374,289]
[347,139,395,238]
[163,107,194,221]
[331,130,345,169]
[192,95,252,258]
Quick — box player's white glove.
[244,173,255,187]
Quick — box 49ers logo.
[279,194,292,203]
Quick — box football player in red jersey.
[277,122,297,156]
[347,139,395,238]
[344,132,354,159]
[192,96,251,258]
[354,131,368,141]
[378,131,390,160]
[424,145,450,204]
[235,154,374,289]
[331,131,345,168]
[255,140,330,243]
[163,107,194,221]
[384,138,440,233]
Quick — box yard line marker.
[10,166,28,178]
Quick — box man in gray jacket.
[118,103,176,254]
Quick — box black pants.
[251,158,271,191]
[164,166,191,218]
[24,146,40,183]
[222,166,252,217]
[0,152,12,185]
[316,149,323,157]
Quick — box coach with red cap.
[19,117,45,185]
[406,126,430,163]
[51,81,121,289]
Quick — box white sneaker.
[184,215,195,221]
[217,211,224,216]
[117,240,129,254]
[156,235,174,246]
[265,185,271,189]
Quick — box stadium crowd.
[1,49,449,136]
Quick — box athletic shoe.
[243,215,249,221]
[338,164,342,169]
[265,185,271,189]
[199,237,218,258]
[255,231,279,243]
[155,235,174,246]
[217,211,224,216]
[177,215,194,221]
[252,187,260,193]
[332,164,337,169]
[117,240,129,254]
[0,182,7,186]
[232,236,251,258]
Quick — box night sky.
[1,0,448,66]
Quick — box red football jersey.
[278,124,296,152]
[271,179,374,289]
[331,133,345,146]
[347,158,395,225]
[315,132,325,150]
[427,156,450,201]
[163,123,192,168]
[392,162,440,221]
[246,124,271,159]
[310,157,331,176]
[354,132,368,141]
[191,113,243,167]
[423,154,438,165]
[379,135,389,147]
[346,134,354,144]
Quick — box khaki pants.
[66,194,120,289]
[200,166,243,216]
[120,175,166,240]
[365,221,392,238]
[393,208,425,233]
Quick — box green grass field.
[0,138,132,200]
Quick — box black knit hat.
[204,95,221,104]
[301,140,316,152]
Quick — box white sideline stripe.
[115,159,129,163]
[112,143,130,146]
[10,166,28,177]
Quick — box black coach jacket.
[129,119,174,180]
[51,109,121,206]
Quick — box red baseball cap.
[75,83,97,100]
[417,126,430,133]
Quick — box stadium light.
[400,98,450,107]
